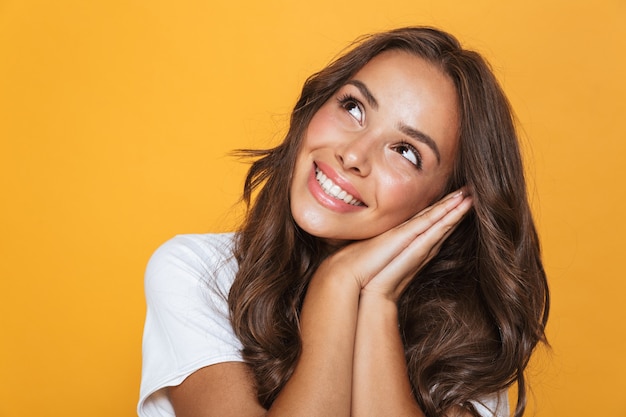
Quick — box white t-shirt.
[138,233,509,417]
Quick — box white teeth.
[315,167,364,206]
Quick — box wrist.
[358,291,399,320]
[360,284,403,305]
[311,259,363,295]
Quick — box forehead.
[352,50,453,97]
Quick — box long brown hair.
[229,27,549,417]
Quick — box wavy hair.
[228,27,549,417]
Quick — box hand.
[314,190,473,301]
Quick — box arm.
[351,296,477,417]
[268,267,360,416]
[352,295,423,417]
[351,193,473,417]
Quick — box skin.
[169,51,474,417]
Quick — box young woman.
[138,27,549,417]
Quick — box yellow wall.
[1,1,624,415]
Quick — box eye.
[337,94,364,124]
[392,142,422,169]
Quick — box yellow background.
[1,0,624,416]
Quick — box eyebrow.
[346,80,378,110]
[347,78,442,165]
[398,123,441,165]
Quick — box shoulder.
[145,232,237,297]
[142,232,241,357]
[147,233,236,276]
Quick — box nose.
[336,134,375,176]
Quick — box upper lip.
[315,160,366,206]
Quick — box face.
[290,50,460,242]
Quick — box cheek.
[382,175,446,220]
[396,191,431,219]
[304,106,342,147]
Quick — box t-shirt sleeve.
[138,234,243,417]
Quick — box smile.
[315,167,364,206]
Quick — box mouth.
[315,166,365,206]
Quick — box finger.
[383,196,471,276]
[366,196,473,295]
[405,195,473,256]
[385,190,468,250]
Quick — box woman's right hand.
[313,189,473,302]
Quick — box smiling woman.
[139,27,549,417]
